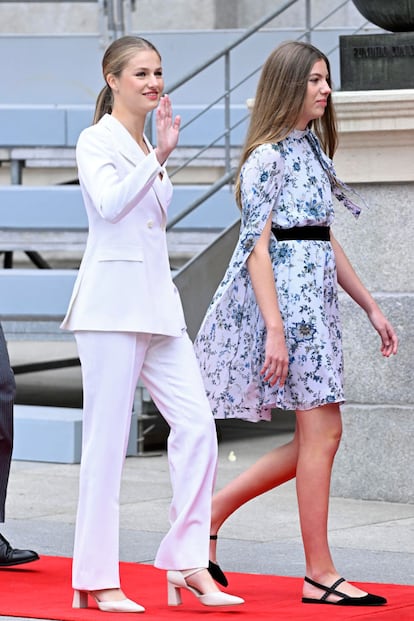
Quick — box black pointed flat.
[208,560,228,587]
[208,535,228,587]
[302,576,387,606]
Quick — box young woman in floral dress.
[195,40,398,606]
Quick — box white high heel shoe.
[167,568,244,607]
[72,589,145,613]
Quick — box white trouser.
[72,331,218,591]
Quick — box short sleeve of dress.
[197,143,285,318]
[239,143,285,251]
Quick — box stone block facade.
[331,179,413,503]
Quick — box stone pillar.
[330,89,414,503]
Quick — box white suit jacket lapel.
[101,114,143,166]
[101,114,170,216]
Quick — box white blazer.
[61,114,186,336]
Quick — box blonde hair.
[235,40,338,209]
[93,35,161,124]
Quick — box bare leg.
[296,404,369,601]
[210,435,298,561]
[210,404,377,602]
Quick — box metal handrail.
[164,0,301,96]
[169,114,249,179]
[164,0,370,230]
[146,0,302,143]
[166,170,236,231]
[162,0,305,194]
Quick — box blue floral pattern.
[194,129,355,421]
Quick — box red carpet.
[0,556,413,620]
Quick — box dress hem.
[213,398,345,422]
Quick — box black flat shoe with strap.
[302,576,387,606]
[208,535,228,587]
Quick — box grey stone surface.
[351,0,414,32]
[333,182,414,293]
[340,295,412,405]
[331,181,413,502]
[331,404,414,502]
[340,32,414,90]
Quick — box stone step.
[13,404,138,464]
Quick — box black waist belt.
[272,225,330,241]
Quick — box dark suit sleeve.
[0,323,15,522]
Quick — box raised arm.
[330,232,398,357]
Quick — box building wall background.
[0,0,369,34]
[331,181,413,502]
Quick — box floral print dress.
[194,128,360,422]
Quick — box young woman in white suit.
[61,35,244,613]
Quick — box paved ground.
[1,341,413,619]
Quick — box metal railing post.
[305,0,311,42]
[4,159,24,268]
[224,50,231,175]
[115,0,125,37]
[10,159,23,186]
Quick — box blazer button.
[147,220,154,229]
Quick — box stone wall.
[325,90,414,504]
[0,0,368,34]
[331,180,413,502]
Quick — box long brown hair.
[234,40,338,209]
[93,35,161,124]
